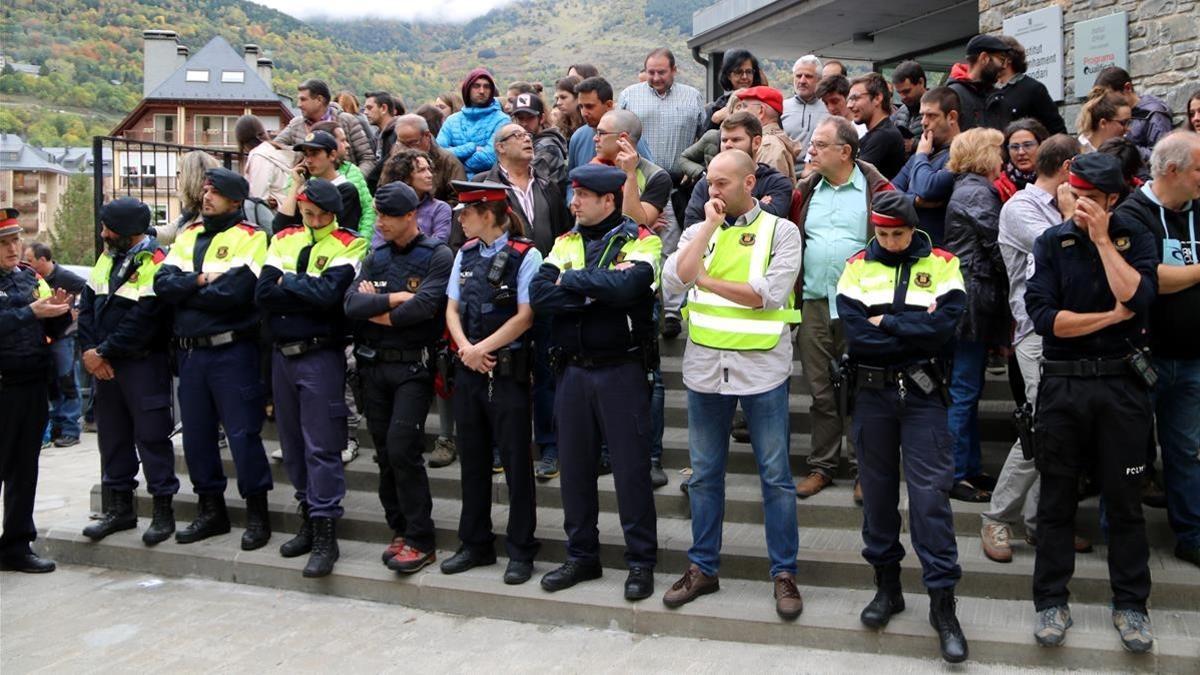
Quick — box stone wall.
[979,0,1199,131]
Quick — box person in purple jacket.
[375,150,453,249]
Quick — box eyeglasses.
[593,129,621,139]
[730,68,756,78]
[499,130,530,143]
[1112,117,1133,128]
[1007,141,1038,153]
[809,140,846,151]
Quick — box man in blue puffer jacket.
[436,68,511,176]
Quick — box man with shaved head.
[660,149,805,618]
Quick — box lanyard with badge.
[1144,184,1196,266]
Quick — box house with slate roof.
[0,133,71,235]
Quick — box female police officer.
[835,190,970,663]
[441,180,543,584]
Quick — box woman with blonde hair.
[157,150,219,244]
[1075,88,1132,154]
[944,127,1010,503]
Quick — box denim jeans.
[948,340,986,481]
[1153,357,1200,549]
[46,335,82,439]
[686,380,797,578]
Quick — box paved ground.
[2,437,1120,673]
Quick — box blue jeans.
[686,381,797,578]
[47,335,82,439]
[1153,358,1200,549]
[947,340,985,481]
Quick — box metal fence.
[91,135,244,255]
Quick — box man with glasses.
[947,35,1011,131]
[392,114,466,205]
[849,73,906,179]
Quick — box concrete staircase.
[40,335,1200,669]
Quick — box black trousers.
[453,365,539,562]
[1033,374,1152,612]
[361,360,435,552]
[0,374,49,556]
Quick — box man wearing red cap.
[0,207,72,573]
[736,85,796,182]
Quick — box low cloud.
[253,0,520,22]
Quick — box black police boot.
[860,563,905,628]
[302,517,339,578]
[929,587,968,663]
[83,489,138,541]
[142,495,175,546]
[175,492,231,544]
[241,493,272,551]
[279,503,312,558]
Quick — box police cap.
[293,130,339,153]
[569,164,626,197]
[451,180,510,212]
[204,167,249,202]
[99,197,151,237]
[374,180,420,217]
[297,178,344,215]
[1068,152,1126,195]
[0,207,20,239]
[869,190,919,229]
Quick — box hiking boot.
[534,456,559,481]
[1112,608,1154,654]
[649,458,668,489]
[429,437,456,468]
[1034,605,1072,647]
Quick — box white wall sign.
[1003,5,1064,101]
[1073,11,1129,98]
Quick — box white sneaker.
[270,447,284,461]
[341,437,359,465]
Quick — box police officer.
[154,168,274,550]
[442,180,543,584]
[0,208,70,573]
[77,197,180,545]
[835,191,969,663]
[1024,152,1158,653]
[256,179,367,577]
[344,180,452,574]
[530,164,661,601]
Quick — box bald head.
[599,109,642,142]
[706,149,758,216]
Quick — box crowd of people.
[3,34,1200,665]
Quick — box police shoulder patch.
[314,256,329,269]
[215,246,229,259]
[1114,236,1131,252]
[1061,238,1076,248]
[406,276,421,292]
[930,247,955,262]
[914,271,932,288]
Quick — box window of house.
[185,69,209,82]
[221,70,244,83]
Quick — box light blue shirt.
[802,166,868,303]
[447,232,544,304]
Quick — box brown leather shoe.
[662,564,720,608]
[773,572,804,620]
[795,472,832,499]
[852,479,863,506]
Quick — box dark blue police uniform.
[153,169,274,550]
[77,197,180,545]
[0,218,70,571]
[1024,160,1158,618]
[445,184,543,579]
[530,165,660,598]
[345,181,453,572]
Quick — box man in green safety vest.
[660,149,804,620]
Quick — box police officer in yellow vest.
[835,190,969,663]
[256,178,367,577]
[659,149,805,618]
[77,197,180,546]
[154,168,274,550]
[530,163,662,601]
[0,207,71,573]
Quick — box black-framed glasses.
[593,129,620,139]
[499,130,530,143]
[809,140,846,151]
[1113,117,1134,128]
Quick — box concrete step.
[110,486,1200,611]
[191,447,1178,546]
[40,522,1200,671]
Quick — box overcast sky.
[253,0,519,22]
